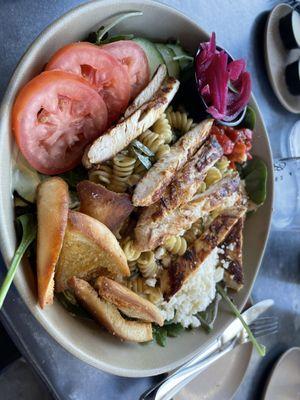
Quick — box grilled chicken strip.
[132,119,213,207]
[134,174,241,252]
[219,217,245,291]
[161,206,247,300]
[83,76,179,167]
[161,135,223,211]
[125,64,167,117]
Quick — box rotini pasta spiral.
[215,156,230,174]
[151,113,173,144]
[137,251,159,278]
[109,153,136,193]
[138,129,170,160]
[125,277,162,304]
[164,236,187,256]
[88,164,112,186]
[166,107,195,135]
[122,237,141,262]
[184,219,204,244]
[205,167,222,187]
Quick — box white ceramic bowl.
[0,0,273,377]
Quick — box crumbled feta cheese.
[227,243,235,251]
[158,248,224,328]
[155,246,166,259]
[145,278,157,287]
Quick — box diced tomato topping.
[211,123,253,165]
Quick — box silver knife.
[140,299,274,400]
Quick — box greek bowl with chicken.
[0,0,273,377]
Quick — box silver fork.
[140,316,278,400]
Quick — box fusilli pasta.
[216,156,230,174]
[109,153,136,192]
[166,107,195,135]
[151,113,173,144]
[205,167,222,187]
[164,236,187,256]
[125,277,162,304]
[89,164,112,186]
[122,237,141,262]
[184,219,204,244]
[138,129,170,160]
[137,251,159,278]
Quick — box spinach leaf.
[56,290,91,319]
[59,166,88,189]
[197,293,221,333]
[239,105,256,130]
[0,214,37,309]
[152,325,167,347]
[242,157,267,205]
[152,322,184,346]
[165,323,184,337]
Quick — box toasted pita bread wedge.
[37,177,69,308]
[69,277,152,342]
[83,76,179,167]
[134,174,241,251]
[55,211,129,292]
[161,206,247,300]
[132,119,213,207]
[220,217,245,291]
[161,136,223,211]
[125,64,167,117]
[77,181,133,233]
[95,276,164,326]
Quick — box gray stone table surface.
[0,0,299,399]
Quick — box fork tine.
[253,326,278,338]
[251,316,277,322]
[250,321,279,332]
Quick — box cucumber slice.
[167,43,193,71]
[155,43,180,78]
[12,156,41,203]
[133,37,164,77]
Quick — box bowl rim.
[0,0,274,377]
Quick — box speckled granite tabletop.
[0,1,299,399]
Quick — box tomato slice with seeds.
[102,40,150,99]
[46,42,130,123]
[12,70,108,175]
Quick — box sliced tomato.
[12,70,108,175]
[46,42,130,123]
[102,40,150,99]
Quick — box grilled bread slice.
[95,276,164,326]
[132,119,213,207]
[161,206,247,300]
[37,177,69,308]
[55,211,129,292]
[83,76,179,167]
[161,136,223,211]
[77,181,133,233]
[69,277,152,342]
[134,174,241,252]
